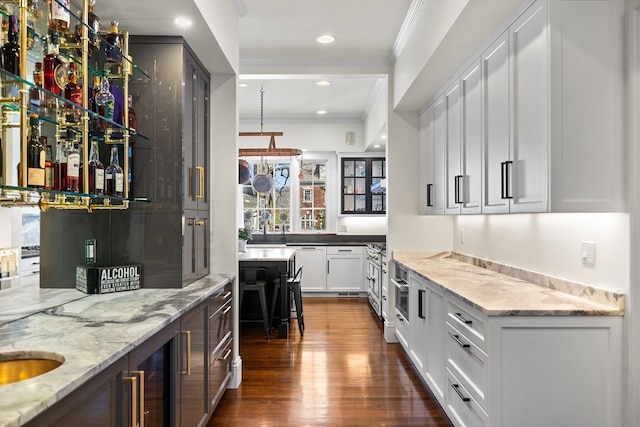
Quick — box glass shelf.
[0,69,149,141]
[0,184,150,211]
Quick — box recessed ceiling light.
[238,83,248,88]
[381,135,387,139]
[174,16,192,28]
[316,110,328,115]
[315,34,335,44]
[316,80,331,86]
[374,144,381,148]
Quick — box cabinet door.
[183,211,196,279]
[510,0,548,213]
[425,284,446,403]
[482,31,511,214]
[180,302,209,427]
[327,254,364,292]
[432,96,446,215]
[128,320,180,427]
[419,105,434,214]
[183,55,197,211]
[294,246,327,292]
[194,66,210,212]
[444,81,462,215]
[409,277,427,373]
[461,59,483,214]
[195,210,209,278]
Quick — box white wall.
[454,213,629,292]
[363,79,388,148]
[0,208,12,248]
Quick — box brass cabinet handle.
[195,220,205,226]
[196,166,205,199]
[124,375,137,427]
[182,330,192,375]
[221,348,232,361]
[131,370,145,427]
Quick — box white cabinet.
[19,256,40,287]
[291,246,327,292]
[419,96,446,215]
[381,253,389,320]
[326,246,364,293]
[409,273,427,372]
[424,278,446,403]
[422,0,624,215]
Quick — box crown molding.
[392,0,424,60]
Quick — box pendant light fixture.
[239,87,302,157]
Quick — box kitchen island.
[0,273,234,427]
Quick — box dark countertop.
[248,234,385,246]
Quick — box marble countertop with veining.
[393,251,623,316]
[0,274,234,427]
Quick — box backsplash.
[450,252,625,311]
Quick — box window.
[298,161,326,231]
[341,157,385,214]
[241,159,291,232]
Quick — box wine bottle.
[88,139,104,195]
[29,62,43,113]
[105,146,123,197]
[127,94,137,132]
[44,141,53,190]
[26,114,45,188]
[43,31,63,110]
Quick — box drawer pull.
[221,348,232,361]
[452,384,470,402]
[222,305,232,316]
[453,312,472,325]
[221,291,232,301]
[451,334,470,348]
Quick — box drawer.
[446,295,487,352]
[209,335,232,409]
[446,321,488,410]
[209,299,232,355]
[209,281,232,315]
[445,367,489,427]
[326,246,364,255]
[20,257,40,274]
[394,309,410,353]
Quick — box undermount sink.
[0,351,65,386]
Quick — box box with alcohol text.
[75,264,143,294]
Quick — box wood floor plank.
[209,297,452,426]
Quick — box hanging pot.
[252,158,275,194]
[239,159,251,184]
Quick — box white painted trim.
[392,0,424,60]
[627,3,640,427]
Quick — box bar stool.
[239,267,271,339]
[270,265,304,336]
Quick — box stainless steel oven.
[392,264,409,321]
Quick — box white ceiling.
[94,0,412,127]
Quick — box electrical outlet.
[581,241,596,265]
[338,225,347,232]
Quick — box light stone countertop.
[393,251,623,316]
[0,274,234,427]
[238,247,296,262]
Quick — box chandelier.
[239,87,302,157]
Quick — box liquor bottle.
[89,75,100,133]
[126,94,137,132]
[44,31,63,111]
[53,140,67,190]
[105,21,122,63]
[105,146,123,197]
[64,61,81,122]
[2,15,19,76]
[74,0,99,57]
[95,75,115,128]
[44,141,54,190]
[48,0,70,33]
[26,114,45,188]
[64,129,79,192]
[87,138,104,195]
[29,62,43,113]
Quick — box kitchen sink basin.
[0,351,65,386]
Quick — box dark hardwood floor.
[208,297,452,426]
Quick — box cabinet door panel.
[461,60,483,214]
[294,247,327,292]
[327,255,363,292]
[432,96,446,215]
[510,1,548,213]
[444,82,462,215]
[184,56,197,211]
[419,106,434,214]
[195,66,210,211]
[180,303,209,427]
[482,32,510,214]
